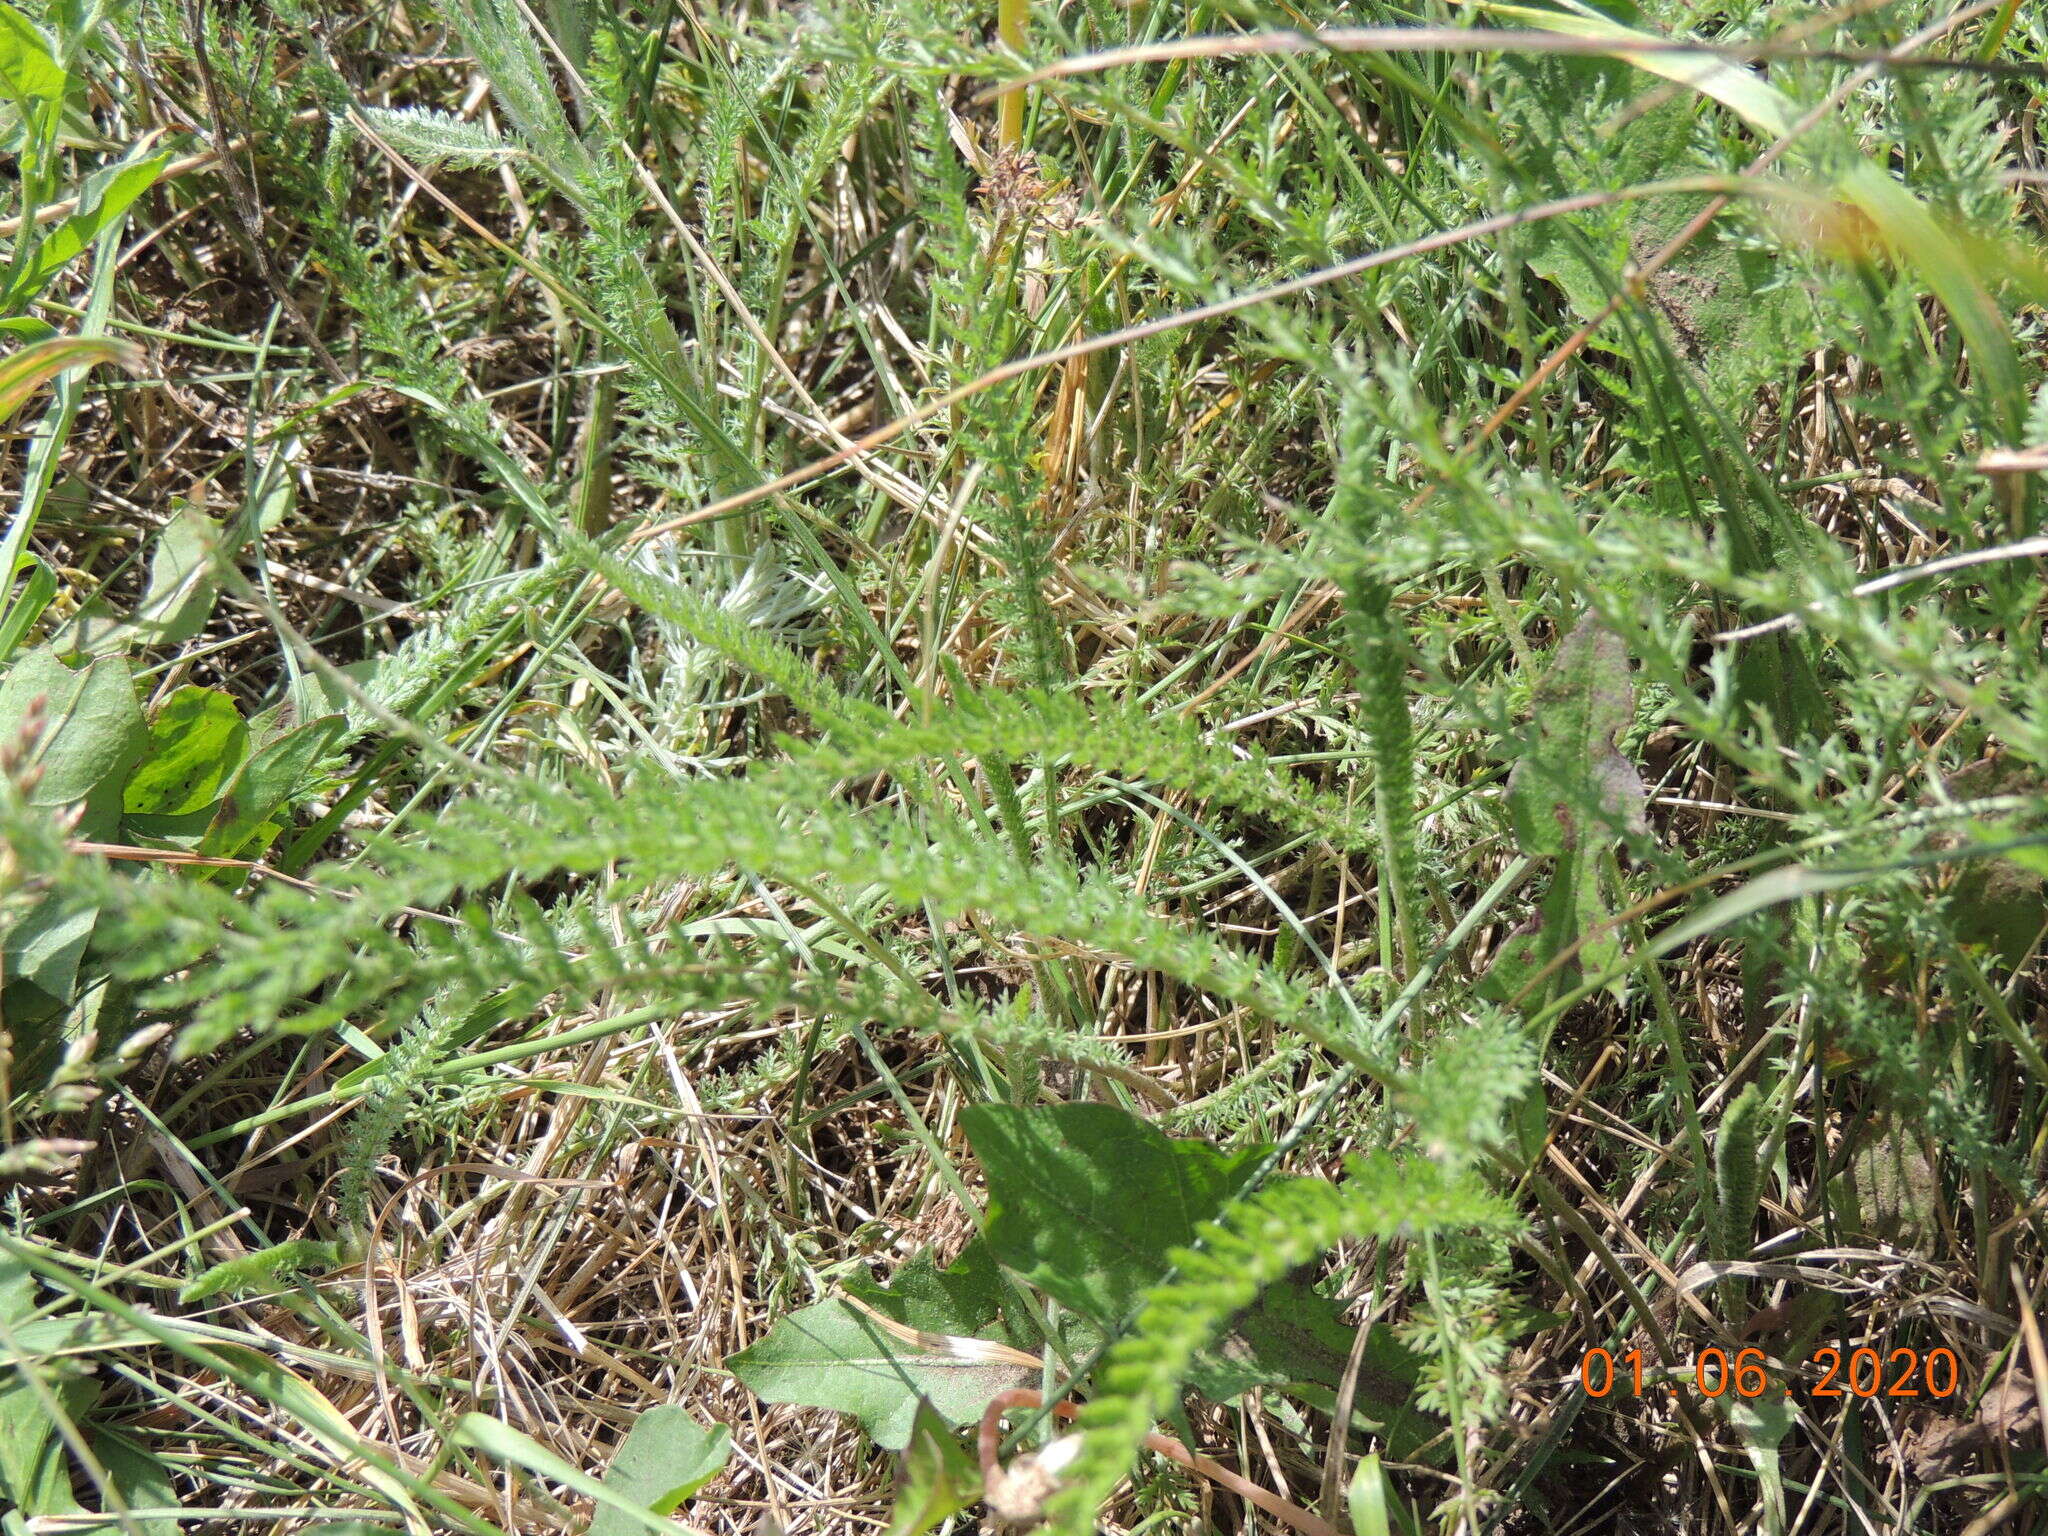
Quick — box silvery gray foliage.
[345,107,521,169]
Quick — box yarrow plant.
[1,0,2046,1533]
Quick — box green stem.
[997,0,1028,150]
[1337,571,1420,978]
[1977,0,2020,60]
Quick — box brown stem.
[977,1389,1344,1536]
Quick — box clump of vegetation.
[3,0,2047,1532]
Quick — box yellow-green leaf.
[0,336,139,422]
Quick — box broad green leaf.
[0,2,62,103]
[131,505,221,647]
[1928,756,2048,966]
[0,896,95,1017]
[0,1254,98,1522]
[726,1300,1034,1450]
[1563,837,1619,983]
[1505,614,1644,857]
[1471,41,1829,726]
[962,1101,1265,1326]
[75,1431,182,1536]
[123,687,249,817]
[1192,1279,1434,1459]
[1473,913,1547,1008]
[0,1256,43,1513]
[0,1370,95,1519]
[1040,1156,1521,1536]
[3,150,168,311]
[5,1310,165,1359]
[0,646,144,807]
[0,1255,30,1323]
[853,1241,1103,1365]
[1501,57,1810,407]
[1491,616,1646,1002]
[243,443,298,534]
[203,713,342,858]
[844,1242,1009,1342]
[285,657,384,737]
[1831,1122,1941,1247]
[887,1405,980,1536]
[36,499,223,689]
[451,1414,700,1536]
[0,336,138,423]
[588,1406,731,1536]
[1729,1392,1796,1536]
[1347,1453,1393,1536]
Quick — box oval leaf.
[589,1406,731,1536]
[727,1300,1034,1450]
[962,1101,1265,1327]
[123,687,249,817]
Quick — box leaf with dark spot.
[1488,615,1651,1002]
[1506,614,1645,857]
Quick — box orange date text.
[1578,1346,1961,1400]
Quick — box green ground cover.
[4,0,2048,1531]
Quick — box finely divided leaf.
[352,107,521,168]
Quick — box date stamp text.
[1579,1346,1963,1401]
